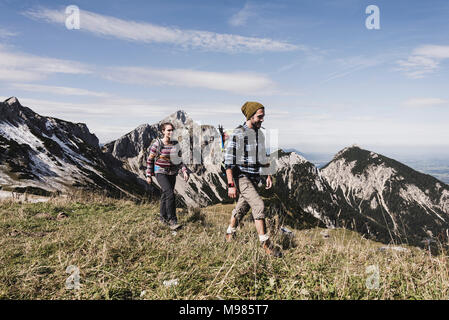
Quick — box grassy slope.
[1,196,449,300]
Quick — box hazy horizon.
[3,95,449,162]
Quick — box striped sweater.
[146,139,187,177]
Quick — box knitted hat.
[241,101,264,120]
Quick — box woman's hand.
[146,176,152,184]
[183,171,189,182]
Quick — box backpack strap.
[255,128,259,166]
[155,138,163,160]
[244,134,248,167]
[233,125,245,166]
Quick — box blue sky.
[0,0,448,157]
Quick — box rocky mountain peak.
[5,96,19,106]
[173,110,188,123]
[162,110,194,128]
[1,96,39,128]
[321,145,449,246]
[276,150,308,169]
[332,144,363,160]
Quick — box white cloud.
[0,45,279,95]
[15,97,170,118]
[0,47,283,99]
[0,45,92,82]
[397,55,439,79]
[103,66,277,95]
[403,98,447,107]
[24,7,298,53]
[398,45,449,79]
[229,3,256,27]
[413,45,449,59]
[10,83,111,98]
[0,69,43,82]
[0,27,18,38]
[321,55,387,84]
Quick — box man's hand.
[265,175,272,189]
[228,187,237,199]
[146,176,152,184]
[183,171,189,182]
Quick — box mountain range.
[0,97,153,199]
[1,97,448,248]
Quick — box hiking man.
[224,101,282,257]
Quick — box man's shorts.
[231,175,265,221]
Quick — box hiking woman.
[146,122,189,230]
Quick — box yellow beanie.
[241,101,264,120]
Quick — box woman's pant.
[156,173,177,223]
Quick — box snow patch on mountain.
[5,97,17,106]
[45,133,91,164]
[0,121,43,151]
[440,190,449,213]
[370,197,378,209]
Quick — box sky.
[0,0,448,158]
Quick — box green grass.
[1,195,449,300]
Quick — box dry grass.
[1,195,448,300]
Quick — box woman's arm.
[146,140,160,177]
[146,153,155,178]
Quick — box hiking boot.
[225,232,236,242]
[261,239,283,258]
[159,217,169,225]
[169,221,182,230]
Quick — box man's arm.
[226,168,237,198]
[224,129,241,198]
